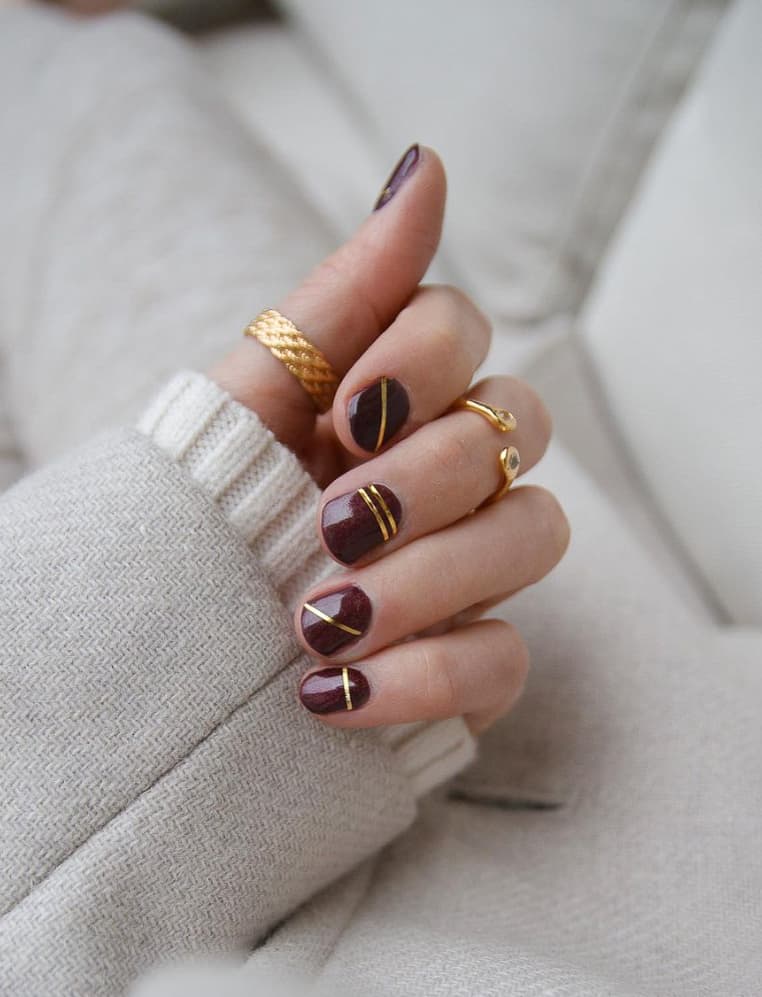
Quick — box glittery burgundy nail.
[322,483,402,565]
[300,586,372,657]
[348,376,409,452]
[374,144,420,210]
[299,666,371,714]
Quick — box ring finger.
[319,374,552,565]
[296,483,569,661]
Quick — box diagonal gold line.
[342,667,353,711]
[368,484,398,536]
[302,602,362,636]
[374,376,388,452]
[358,487,390,542]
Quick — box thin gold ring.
[487,446,521,503]
[453,397,517,433]
[454,395,521,505]
[244,308,340,414]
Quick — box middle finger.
[319,375,552,566]
[297,483,569,662]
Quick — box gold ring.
[453,397,517,433]
[244,309,340,414]
[454,396,521,505]
[487,446,521,503]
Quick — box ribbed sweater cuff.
[137,371,476,796]
[137,370,332,607]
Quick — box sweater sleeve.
[136,371,476,795]
[0,371,474,997]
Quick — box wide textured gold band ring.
[454,396,521,504]
[244,309,340,414]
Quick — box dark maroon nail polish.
[374,144,420,210]
[300,666,371,714]
[348,376,409,452]
[322,483,402,565]
[300,585,372,657]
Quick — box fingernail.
[300,585,372,657]
[322,483,402,564]
[300,666,371,714]
[348,376,409,452]
[373,144,420,210]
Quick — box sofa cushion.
[579,0,762,624]
[263,0,726,338]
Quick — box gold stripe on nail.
[358,487,390,542]
[302,602,363,636]
[374,376,388,452]
[342,666,353,711]
[368,484,398,536]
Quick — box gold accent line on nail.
[342,667,353,710]
[358,487,390,542]
[374,376,388,452]
[303,602,363,636]
[368,484,398,536]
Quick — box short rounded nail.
[348,376,409,452]
[300,585,372,656]
[300,666,371,714]
[374,144,420,210]
[322,483,402,564]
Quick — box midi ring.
[454,396,521,505]
[454,397,517,433]
[487,445,521,503]
[244,309,340,414]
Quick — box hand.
[211,146,569,734]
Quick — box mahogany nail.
[322,483,402,565]
[348,376,409,452]
[374,144,420,210]
[300,585,372,657]
[300,666,371,714]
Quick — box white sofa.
[200,0,760,625]
[1,2,760,993]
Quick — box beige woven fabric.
[3,6,761,997]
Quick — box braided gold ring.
[453,396,521,504]
[244,309,340,414]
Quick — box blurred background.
[1,0,760,625]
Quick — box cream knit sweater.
[138,368,476,796]
[0,368,475,996]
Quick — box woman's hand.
[211,146,569,734]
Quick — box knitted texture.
[137,370,476,797]
[137,370,331,608]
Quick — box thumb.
[211,145,446,449]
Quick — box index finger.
[210,145,447,450]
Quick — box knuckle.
[522,381,553,444]
[441,283,484,320]
[493,621,529,705]
[437,427,479,479]
[508,625,531,690]
[433,316,462,357]
[428,284,493,353]
[525,486,572,568]
[417,641,460,716]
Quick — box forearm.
[0,374,473,995]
